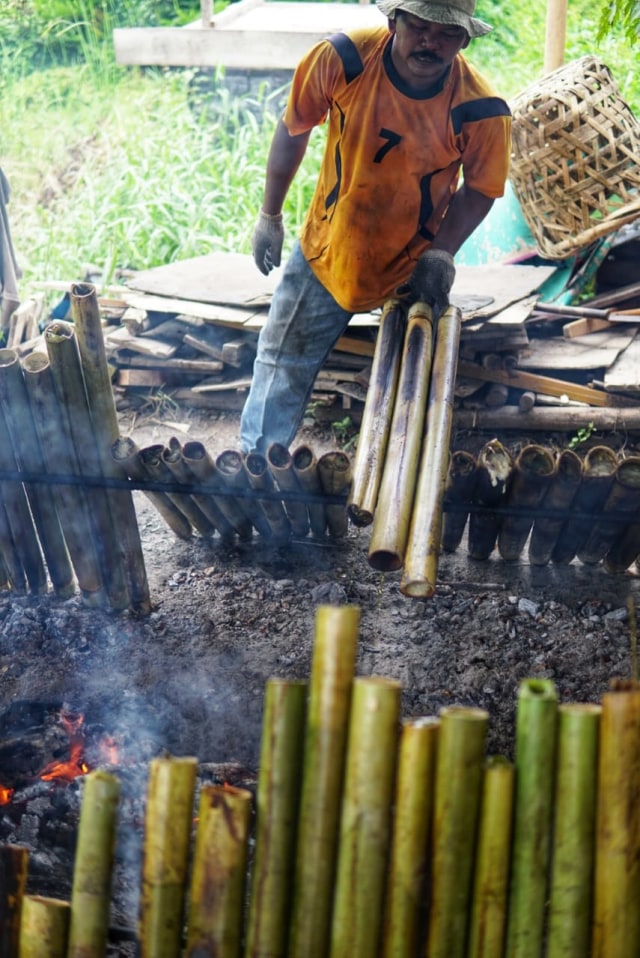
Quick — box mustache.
[410,50,443,62]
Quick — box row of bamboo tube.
[3,604,638,958]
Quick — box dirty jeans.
[240,241,353,454]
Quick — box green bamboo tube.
[467,756,515,958]
[141,443,217,538]
[467,438,513,561]
[0,844,28,958]
[186,784,252,958]
[245,452,292,542]
[317,451,352,539]
[368,303,433,572]
[292,445,326,538]
[67,770,121,958]
[182,440,253,540]
[547,703,601,958]
[497,444,555,561]
[401,305,462,598]
[163,436,234,538]
[70,282,150,613]
[441,450,477,554]
[216,449,272,539]
[578,455,640,565]
[425,705,489,958]
[505,678,558,958]
[287,605,360,958]
[592,682,640,958]
[245,678,307,958]
[381,716,440,958]
[139,755,198,958]
[266,442,310,538]
[552,445,617,564]
[19,896,70,958]
[347,299,406,527]
[528,448,582,566]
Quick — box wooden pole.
[544,0,567,72]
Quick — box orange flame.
[40,710,89,783]
[0,786,14,806]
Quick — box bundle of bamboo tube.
[9,604,640,958]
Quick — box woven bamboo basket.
[508,56,640,260]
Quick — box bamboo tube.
[467,756,515,958]
[578,455,640,565]
[347,299,406,526]
[0,844,28,958]
[381,716,440,958]
[245,452,292,542]
[70,282,150,613]
[528,448,582,566]
[67,770,121,958]
[19,895,70,958]
[592,681,640,958]
[551,445,617,564]
[163,435,235,539]
[505,679,558,958]
[604,518,640,574]
[401,305,462,598]
[186,784,252,958]
[547,703,601,958]
[266,443,310,538]
[182,440,253,540]
[245,678,307,958]
[292,445,326,538]
[287,605,360,958]
[0,496,26,594]
[497,444,555,561]
[139,756,198,958]
[216,449,272,539]
[467,438,513,561]
[141,443,217,537]
[441,450,477,554]
[112,435,193,540]
[368,303,433,572]
[21,352,106,605]
[317,451,352,538]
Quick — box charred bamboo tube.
[381,716,440,958]
[604,518,640,574]
[0,495,26,594]
[292,445,326,538]
[245,679,307,958]
[426,705,489,958]
[592,681,640,958]
[67,770,121,958]
[578,455,640,565]
[441,450,477,554]
[245,452,292,542]
[19,895,70,958]
[401,305,462,598]
[112,436,192,540]
[347,299,406,526]
[139,756,198,958]
[547,703,601,958]
[70,282,150,613]
[266,442,310,538]
[497,444,555,561]
[329,677,402,958]
[467,439,513,561]
[163,436,234,539]
[186,784,252,958]
[467,756,515,958]
[141,443,217,538]
[21,352,106,605]
[216,449,271,539]
[317,451,352,539]
[528,449,582,566]
[551,445,617,564]
[288,605,360,958]
[368,303,433,572]
[505,679,558,958]
[182,440,253,540]
[0,844,28,958]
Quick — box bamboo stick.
[547,703,601,958]
[245,452,292,542]
[182,440,253,540]
[0,845,28,958]
[528,448,582,566]
[245,679,307,958]
[401,305,462,598]
[347,299,406,526]
[186,784,252,958]
[0,501,25,595]
[578,455,640,565]
[216,449,272,539]
[453,405,640,432]
[329,677,402,958]
[67,770,121,958]
[381,716,440,958]
[163,435,235,539]
[497,444,555,561]
[317,451,352,539]
[18,895,70,958]
[426,705,489,958]
[441,450,477,554]
[368,303,433,572]
[467,439,513,561]
[141,443,217,537]
[139,756,198,958]
[292,445,326,538]
[266,443,310,538]
[551,445,617,564]
[287,605,360,958]
[505,679,558,958]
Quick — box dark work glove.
[398,248,456,319]
[252,209,284,276]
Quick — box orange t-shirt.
[284,27,512,312]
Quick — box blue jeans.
[240,241,353,454]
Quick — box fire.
[0,786,14,805]
[40,709,89,784]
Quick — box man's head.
[376,0,492,38]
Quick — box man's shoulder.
[452,54,506,100]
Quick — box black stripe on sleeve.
[327,33,365,84]
[451,97,511,135]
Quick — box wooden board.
[516,329,636,372]
[126,253,279,307]
[604,337,640,392]
[452,265,557,320]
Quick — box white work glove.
[252,209,284,276]
[398,248,456,319]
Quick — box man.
[240,0,511,455]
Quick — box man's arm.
[431,183,494,256]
